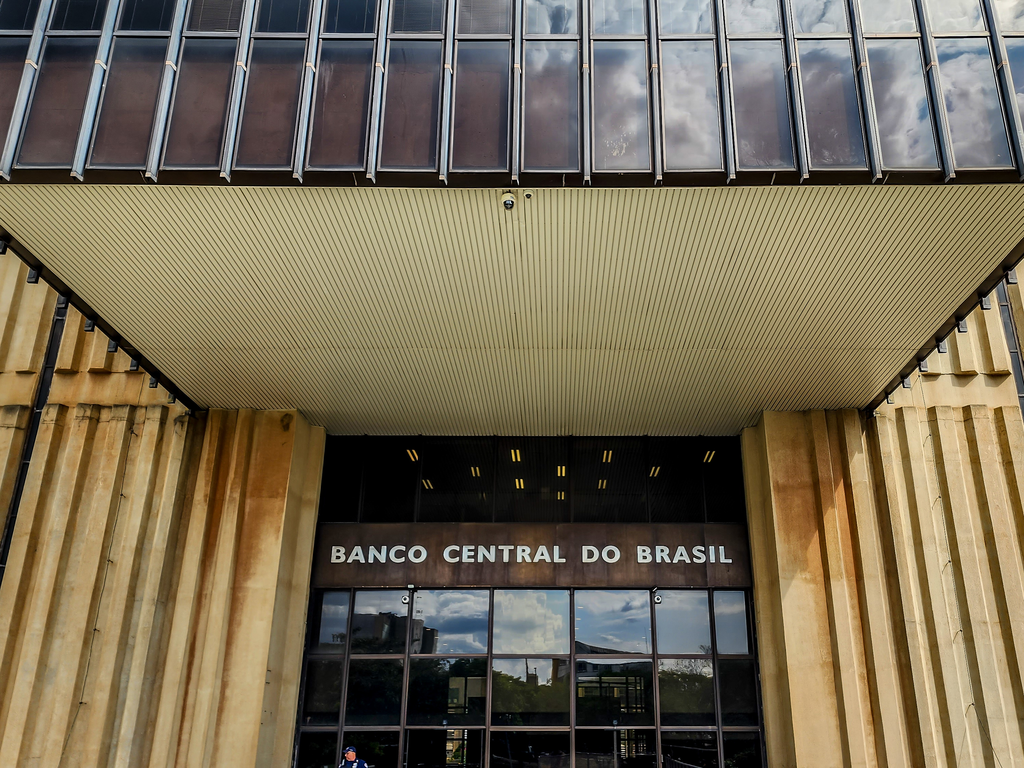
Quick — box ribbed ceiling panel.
[0,184,1021,435]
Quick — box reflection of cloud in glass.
[526,0,577,33]
[662,41,721,170]
[867,39,938,168]
[996,0,1024,31]
[860,0,916,32]
[493,590,570,654]
[658,0,711,34]
[575,590,651,652]
[791,0,846,32]
[1006,39,1024,122]
[654,590,710,654]
[713,591,748,654]
[936,38,1012,168]
[354,590,408,616]
[723,0,779,33]
[413,589,489,653]
[925,0,984,32]
[593,0,645,32]
[799,39,866,167]
[730,40,793,168]
[593,42,650,170]
[523,41,579,170]
[318,591,350,646]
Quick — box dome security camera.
[501,192,515,210]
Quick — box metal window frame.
[217,0,258,179]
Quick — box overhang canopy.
[0,183,1021,435]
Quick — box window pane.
[657,659,715,726]
[362,439,419,523]
[352,590,409,653]
[658,0,711,34]
[257,0,310,31]
[391,0,443,30]
[345,659,405,725]
[405,730,485,768]
[90,37,164,167]
[574,590,651,654]
[593,0,644,33]
[572,438,647,523]
[418,438,495,522]
[575,659,654,726]
[118,0,173,29]
[722,733,763,768]
[324,0,376,31]
[18,37,95,167]
[866,39,938,169]
[458,0,510,32]
[593,41,650,171]
[935,38,1012,168]
[654,590,711,654]
[719,659,758,726]
[494,432,570,524]
[298,731,338,768]
[188,0,242,29]
[412,589,489,654]
[342,731,401,768]
[316,590,350,652]
[661,41,721,171]
[235,39,304,167]
[452,42,509,171]
[713,591,748,654]
[302,659,343,725]
[407,658,487,725]
[0,39,28,141]
[723,0,778,33]
[489,732,570,768]
[648,439,705,523]
[798,39,865,169]
[491,658,571,725]
[661,732,718,768]
[492,589,569,654]
[0,0,40,29]
[1006,39,1024,122]
[163,38,235,167]
[925,0,984,31]
[859,0,916,31]
[380,40,441,169]
[50,0,107,29]
[997,0,1024,30]
[575,730,656,768]
[730,40,793,169]
[308,40,373,169]
[526,0,575,33]
[791,0,846,32]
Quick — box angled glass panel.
[722,733,762,767]
[791,0,846,33]
[798,39,865,168]
[593,0,644,34]
[575,590,651,654]
[575,659,654,726]
[924,0,984,32]
[188,0,242,29]
[50,0,107,29]
[572,437,647,523]
[458,0,510,33]
[729,39,793,169]
[489,732,570,768]
[491,658,571,725]
[654,590,711,655]
[657,659,715,726]
[661,40,721,171]
[660,732,718,768]
[492,589,569,654]
[18,37,96,167]
[996,0,1024,31]
[0,38,29,141]
[575,730,656,768]
[345,658,405,725]
[90,37,165,167]
[361,438,419,523]
[352,590,410,653]
[380,40,442,169]
[411,589,489,654]
[713,591,748,654]
[525,0,575,32]
[592,41,650,171]
[658,0,710,33]
[297,732,338,768]
[118,0,174,29]
[722,0,779,34]
[859,0,916,31]
[866,38,938,169]
[163,38,235,167]
[256,0,310,30]
[391,0,444,30]
[315,590,350,652]
[342,731,401,768]
[494,436,570,523]
[302,658,343,725]
[1005,38,1024,121]
[0,0,40,29]
[235,39,305,167]
[718,659,758,726]
[407,658,487,725]
[405,730,486,768]
[452,41,510,171]
[418,438,495,522]
[935,37,1012,168]
[324,0,376,31]
[308,40,373,169]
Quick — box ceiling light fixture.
[511,449,521,462]
[557,465,566,476]
[470,466,480,476]
[703,451,715,463]
[598,479,607,489]
[407,449,419,461]
[602,450,612,463]
[422,479,433,489]
[514,478,524,489]
[649,466,660,477]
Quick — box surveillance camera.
[501,192,515,210]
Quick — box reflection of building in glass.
[352,611,410,645]
[411,619,438,653]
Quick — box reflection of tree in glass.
[658,658,715,725]
[346,659,404,724]
[408,658,487,724]
[491,663,570,725]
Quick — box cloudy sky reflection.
[866,39,938,169]
[413,589,489,653]
[493,590,570,654]
[575,590,652,653]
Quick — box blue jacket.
[340,759,370,768]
